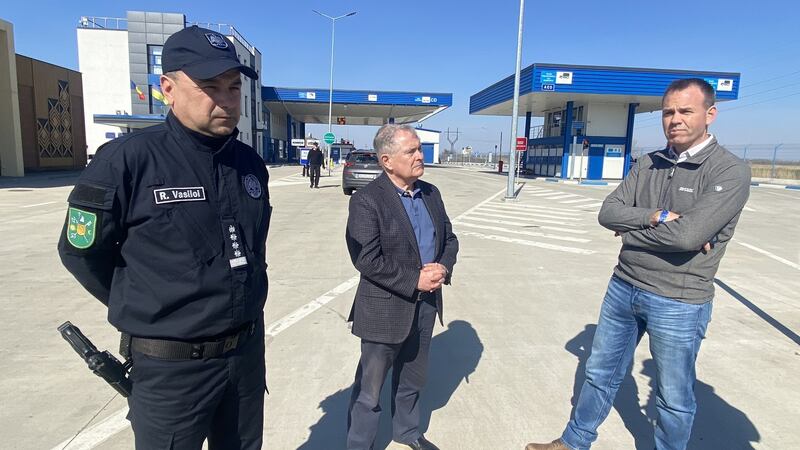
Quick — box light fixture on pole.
[313,9,357,175]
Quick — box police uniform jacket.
[58,113,271,340]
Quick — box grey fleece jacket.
[598,138,751,303]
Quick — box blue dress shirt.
[397,186,436,265]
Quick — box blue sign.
[542,84,555,91]
[331,148,340,161]
[605,146,623,157]
[541,71,556,84]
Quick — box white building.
[77,11,263,157]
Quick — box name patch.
[153,187,206,204]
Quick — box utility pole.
[506,0,525,199]
[446,127,460,155]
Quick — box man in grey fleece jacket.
[527,79,751,450]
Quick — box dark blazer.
[345,172,459,344]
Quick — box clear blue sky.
[4,0,798,153]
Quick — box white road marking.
[50,187,510,450]
[559,198,597,204]
[530,191,565,197]
[543,194,581,200]
[577,202,604,209]
[22,201,58,208]
[467,211,578,226]
[737,241,800,271]
[476,206,583,221]
[268,180,311,187]
[743,205,756,212]
[458,216,588,234]
[51,408,130,450]
[452,221,591,243]
[485,202,583,215]
[265,275,360,337]
[759,190,800,200]
[458,230,595,255]
[452,187,509,221]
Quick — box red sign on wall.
[515,137,528,151]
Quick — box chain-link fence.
[633,144,800,180]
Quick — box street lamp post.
[313,9,356,175]
[506,0,525,199]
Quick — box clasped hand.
[417,263,447,293]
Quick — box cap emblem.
[205,33,229,49]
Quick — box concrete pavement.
[1,165,798,449]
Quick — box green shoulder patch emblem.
[67,207,97,249]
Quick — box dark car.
[342,151,382,195]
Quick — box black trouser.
[127,323,266,449]
[347,299,437,450]
[310,164,322,187]
[302,164,309,177]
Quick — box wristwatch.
[658,210,670,224]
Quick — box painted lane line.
[457,230,595,255]
[268,181,311,187]
[477,205,583,221]
[759,190,800,200]
[543,194,581,200]
[467,211,579,226]
[530,191,568,197]
[265,275,360,337]
[51,408,130,450]
[21,201,58,208]
[458,216,588,234]
[485,202,584,215]
[559,198,597,204]
[452,220,591,243]
[743,205,756,212]
[577,202,604,209]
[737,241,800,271]
[453,187,509,221]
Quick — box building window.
[148,45,163,75]
[147,45,169,115]
[244,95,248,117]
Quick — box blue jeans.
[562,276,712,450]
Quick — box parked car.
[342,151,382,195]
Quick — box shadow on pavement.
[0,170,82,189]
[567,325,759,449]
[299,320,483,450]
[715,278,800,345]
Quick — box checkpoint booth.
[262,87,452,163]
[470,64,740,180]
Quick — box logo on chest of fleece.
[678,186,695,193]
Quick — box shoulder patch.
[66,207,98,249]
[70,184,110,209]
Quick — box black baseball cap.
[162,25,258,80]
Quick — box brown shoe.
[525,438,570,450]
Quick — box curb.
[751,182,800,190]
[535,177,620,187]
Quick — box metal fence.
[633,144,800,180]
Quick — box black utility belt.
[130,322,256,360]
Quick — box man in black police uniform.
[58,26,271,449]
[308,142,325,188]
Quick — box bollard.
[498,160,504,173]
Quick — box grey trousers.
[346,299,437,450]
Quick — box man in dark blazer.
[345,124,459,450]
